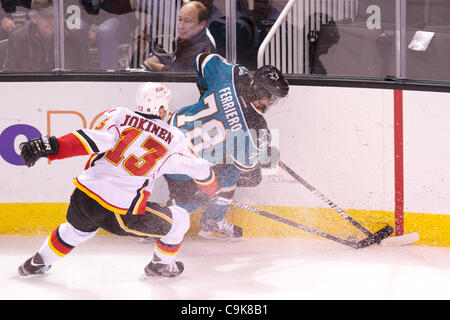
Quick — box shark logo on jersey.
[238,66,250,76]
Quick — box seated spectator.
[142,1,215,72]
[80,0,138,70]
[3,0,89,71]
[208,0,280,70]
[236,0,280,70]
[0,0,31,40]
[237,0,280,22]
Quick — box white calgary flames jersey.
[50,107,215,215]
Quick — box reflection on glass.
[0,1,31,69]
[80,0,138,70]
[235,0,281,70]
[0,0,447,82]
[0,1,31,41]
[1,0,90,72]
[405,0,450,81]
[208,0,282,71]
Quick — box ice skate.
[144,255,184,278]
[18,252,51,276]
[198,215,243,240]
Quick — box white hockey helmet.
[135,82,171,116]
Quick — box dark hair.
[182,1,208,23]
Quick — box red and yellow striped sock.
[39,227,75,265]
[154,239,181,264]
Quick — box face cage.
[256,95,284,114]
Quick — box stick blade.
[356,225,394,248]
[379,232,420,247]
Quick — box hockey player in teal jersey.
[166,53,289,239]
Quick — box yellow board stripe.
[1,203,449,247]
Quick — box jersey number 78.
[176,93,227,153]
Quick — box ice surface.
[1,235,450,300]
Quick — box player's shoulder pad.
[101,107,128,119]
[196,53,230,78]
[104,106,123,114]
[91,107,123,131]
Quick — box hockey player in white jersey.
[18,82,218,278]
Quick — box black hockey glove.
[20,136,59,167]
[237,166,262,187]
[194,190,230,206]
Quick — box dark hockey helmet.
[251,65,289,113]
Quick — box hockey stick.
[279,161,390,237]
[278,161,419,246]
[218,197,392,249]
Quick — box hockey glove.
[20,136,59,167]
[194,190,230,206]
[237,166,262,187]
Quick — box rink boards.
[0,82,449,246]
[0,202,449,247]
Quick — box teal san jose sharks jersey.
[170,54,271,171]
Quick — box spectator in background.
[142,1,215,72]
[206,0,280,70]
[237,0,279,22]
[3,0,89,71]
[80,0,138,70]
[309,16,340,75]
[0,0,31,40]
[197,0,223,27]
[236,0,280,70]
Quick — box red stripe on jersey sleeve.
[48,132,91,160]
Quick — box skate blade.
[379,232,420,247]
